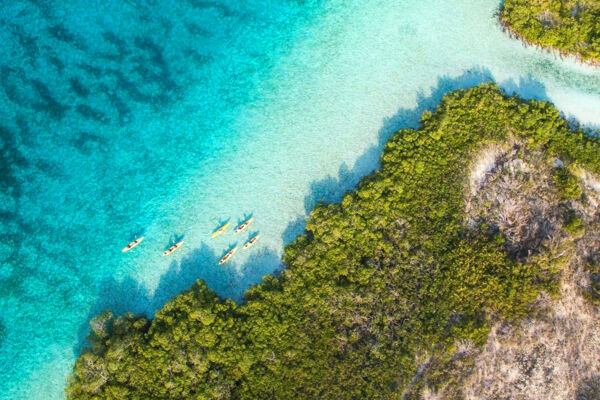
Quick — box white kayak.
[243,235,259,250]
[218,247,238,265]
[122,237,144,253]
[234,218,254,234]
[163,241,184,256]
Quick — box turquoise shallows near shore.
[0,0,599,399]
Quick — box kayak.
[122,237,144,252]
[162,241,184,256]
[211,222,230,238]
[218,247,237,265]
[234,217,254,234]
[243,235,259,250]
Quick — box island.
[500,0,600,64]
[66,84,600,399]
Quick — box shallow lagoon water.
[0,0,599,398]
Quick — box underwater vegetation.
[1,5,219,128]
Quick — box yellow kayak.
[163,241,184,256]
[234,217,254,234]
[211,222,230,238]
[218,247,237,265]
[243,235,259,250]
[122,237,144,253]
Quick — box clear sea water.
[0,0,599,398]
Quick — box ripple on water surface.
[0,0,599,399]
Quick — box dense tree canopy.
[501,0,600,63]
[66,84,600,399]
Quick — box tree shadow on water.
[282,67,550,243]
[74,66,553,356]
[74,242,281,355]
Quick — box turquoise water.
[0,0,599,398]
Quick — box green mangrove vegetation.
[66,84,600,399]
[500,0,600,63]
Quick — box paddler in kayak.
[211,221,230,238]
[243,235,259,250]
[218,247,237,265]
[163,238,184,256]
[234,217,254,234]
[122,236,144,252]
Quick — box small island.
[66,85,600,399]
[500,0,600,64]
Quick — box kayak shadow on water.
[236,213,253,225]
[220,242,239,257]
[163,233,185,249]
[211,217,231,234]
[129,227,146,240]
[73,67,553,357]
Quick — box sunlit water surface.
[0,0,599,398]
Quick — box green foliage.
[564,211,585,236]
[449,314,490,347]
[66,84,600,399]
[501,0,600,63]
[89,310,114,343]
[554,167,583,199]
[583,263,600,306]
